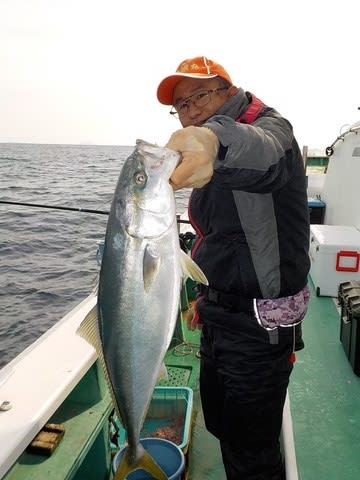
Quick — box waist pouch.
[254,285,310,330]
[200,284,310,330]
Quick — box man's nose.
[187,101,202,118]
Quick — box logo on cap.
[178,62,202,73]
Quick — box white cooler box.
[309,224,360,297]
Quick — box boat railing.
[326,123,360,157]
[0,294,99,478]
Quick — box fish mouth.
[120,140,179,239]
[136,139,180,180]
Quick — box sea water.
[0,143,190,368]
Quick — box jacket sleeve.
[204,112,299,192]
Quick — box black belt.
[199,286,253,312]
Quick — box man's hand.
[166,126,219,190]
[182,304,202,331]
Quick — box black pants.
[200,313,294,480]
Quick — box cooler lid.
[310,225,360,251]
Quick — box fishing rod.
[0,200,192,224]
[0,200,109,215]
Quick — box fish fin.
[157,362,168,382]
[76,306,123,423]
[76,305,100,351]
[143,243,161,292]
[180,249,208,285]
[114,445,168,480]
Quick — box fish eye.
[135,171,147,185]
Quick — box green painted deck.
[171,278,360,479]
[4,278,360,479]
[161,324,226,479]
[290,279,360,479]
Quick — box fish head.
[116,140,180,238]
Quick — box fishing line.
[0,200,192,224]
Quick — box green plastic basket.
[118,386,193,451]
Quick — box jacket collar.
[215,87,249,119]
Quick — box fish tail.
[113,444,168,480]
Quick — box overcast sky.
[0,0,358,151]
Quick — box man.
[157,56,310,480]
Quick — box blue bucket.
[112,438,185,480]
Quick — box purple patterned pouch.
[254,285,310,330]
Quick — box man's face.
[172,77,232,127]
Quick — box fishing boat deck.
[3,278,360,479]
[289,279,360,479]
[161,323,226,479]
[172,278,360,479]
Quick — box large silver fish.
[77,139,207,480]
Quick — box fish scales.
[77,139,207,480]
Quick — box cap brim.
[157,73,218,105]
